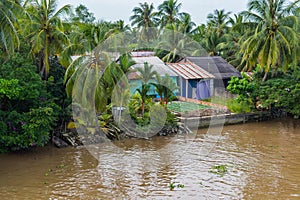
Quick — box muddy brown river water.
[0,118,300,199]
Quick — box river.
[0,118,300,199]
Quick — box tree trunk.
[141,101,145,117]
[262,72,268,81]
[43,34,50,80]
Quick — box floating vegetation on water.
[56,164,66,169]
[44,164,66,177]
[169,182,185,190]
[44,168,53,176]
[209,165,228,176]
[169,182,176,190]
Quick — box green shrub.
[227,73,256,113]
[0,79,21,99]
[227,66,300,116]
[0,52,61,152]
[0,107,57,152]
[227,99,252,113]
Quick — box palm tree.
[158,0,183,27]
[129,2,159,41]
[23,0,71,79]
[151,74,178,105]
[217,14,247,65]
[191,24,207,43]
[228,14,246,33]
[60,21,115,67]
[136,62,157,84]
[204,30,225,56]
[161,74,178,105]
[191,10,231,57]
[151,74,165,103]
[156,25,203,62]
[0,0,23,55]
[240,0,300,80]
[71,4,95,24]
[112,20,131,33]
[65,52,135,113]
[135,62,157,116]
[178,13,196,34]
[207,9,231,36]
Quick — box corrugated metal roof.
[131,51,154,57]
[131,56,178,77]
[167,61,215,80]
[184,56,241,79]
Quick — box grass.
[203,96,233,106]
[168,101,211,113]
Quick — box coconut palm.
[207,9,231,36]
[156,25,204,62]
[191,24,207,43]
[135,62,157,116]
[151,74,178,105]
[0,0,23,55]
[136,62,157,84]
[112,20,131,33]
[65,52,135,113]
[217,14,248,65]
[240,0,300,80]
[60,21,115,67]
[203,30,225,56]
[178,13,196,34]
[72,4,95,24]
[129,2,159,41]
[161,74,178,105]
[158,0,183,27]
[23,0,71,79]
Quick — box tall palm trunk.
[43,33,50,79]
[262,72,268,82]
[141,101,145,116]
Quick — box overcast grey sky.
[57,0,248,25]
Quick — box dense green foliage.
[227,74,256,113]
[227,67,300,116]
[0,52,59,152]
[128,93,178,134]
[256,68,300,116]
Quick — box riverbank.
[179,111,272,129]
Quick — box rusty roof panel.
[167,61,215,79]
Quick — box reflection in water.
[0,119,299,199]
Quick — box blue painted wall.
[129,76,178,97]
[181,78,198,98]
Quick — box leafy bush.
[0,79,21,99]
[257,73,300,116]
[0,107,57,152]
[227,67,300,116]
[0,52,60,152]
[128,93,154,125]
[227,73,256,113]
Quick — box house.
[183,56,242,90]
[167,61,215,100]
[128,55,179,97]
